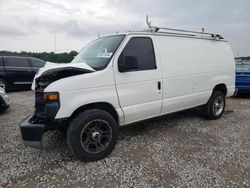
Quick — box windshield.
[236,64,250,72]
[71,35,125,70]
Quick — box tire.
[0,78,7,91]
[67,109,119,161]
[203,91,226,119]
[0,98,3,112]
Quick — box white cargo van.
[20,21,235,161]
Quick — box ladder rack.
[146,15,224,40]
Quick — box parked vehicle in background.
[0,56,45,90]
[20,19,235,161]
[236,63,250,94]
[0,87,9,112]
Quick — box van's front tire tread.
[67,109,118,161]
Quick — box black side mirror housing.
[118,55,138,72]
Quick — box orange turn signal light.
[43,92,59,101]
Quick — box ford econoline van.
[20,24,235,161]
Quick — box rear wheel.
[203,91,225,119]
[0,78,7,91]
[67,109,119,161]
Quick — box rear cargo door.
[114,36,163,124]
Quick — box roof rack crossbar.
[156,31,196,37]
[146,15,224,40]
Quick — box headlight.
[43,92,59,102]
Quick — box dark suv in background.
[0,56,45,90]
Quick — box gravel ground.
[0,90,249,188]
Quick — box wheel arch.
[213,83,227,96]
[70,102,119,124]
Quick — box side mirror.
[118,55,138,72]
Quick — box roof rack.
[146,15,224,40]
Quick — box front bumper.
[20,91,63,148]
[20,116,45,148]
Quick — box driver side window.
[118,37,156,72]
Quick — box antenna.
[146,14,151,29]
[145,15,224,40]
[54,34,57,53]
[146,15,159,32]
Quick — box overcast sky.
[0,0,249,56]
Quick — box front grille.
[35,89,47,120]
[34,89,60,123]
[35,89,44,102]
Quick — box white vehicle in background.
[0,87,9,112]
[20,18,235,161]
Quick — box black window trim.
[118,36,157,73]
[4,57,31,68]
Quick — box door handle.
[157,81,161,90]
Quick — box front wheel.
[203,91,226,119]
[67,109,119,161]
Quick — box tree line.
[0,51,78,63]
[235,56,250,61]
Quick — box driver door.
[114,36,163,124]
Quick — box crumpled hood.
[31,62,95,90]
